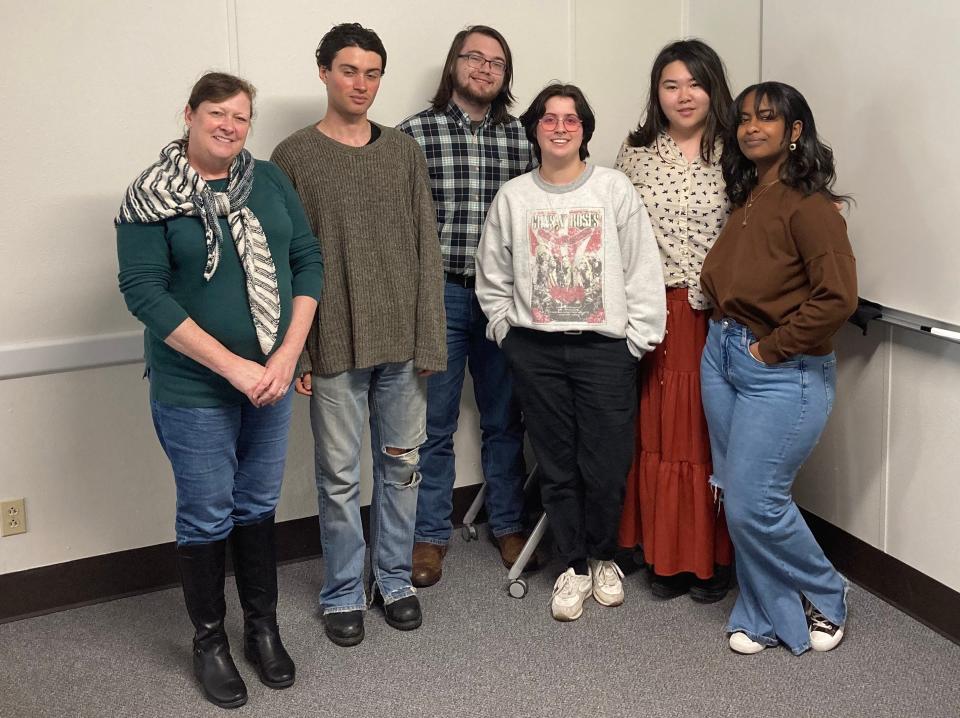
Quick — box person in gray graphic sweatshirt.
[477,82,666,623]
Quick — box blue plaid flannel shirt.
[398,102,532,277]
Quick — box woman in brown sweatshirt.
[699,82,857,656]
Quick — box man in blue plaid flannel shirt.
[398,25,534,587]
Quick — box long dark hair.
[430,25,516,126]
[722,81,849,207]
[519,83,596,164]
[626,39,732,163]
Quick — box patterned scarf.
[115,140,280,355]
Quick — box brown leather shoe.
[411,542,447,588]
[493,532,539,571]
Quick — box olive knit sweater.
[271,124,446,375]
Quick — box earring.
[789,142,797,151]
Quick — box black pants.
[501,328,638,566]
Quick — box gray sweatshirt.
[476,165,666,358]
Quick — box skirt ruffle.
[618,287,733,578]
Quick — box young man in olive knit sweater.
[271,23,446,648]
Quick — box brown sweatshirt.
[700,183,857,363]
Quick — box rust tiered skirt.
[618,287,733,579]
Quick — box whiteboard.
[762,0,960,327]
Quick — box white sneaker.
[728,631,766,654]
[551,568,593,621]
[807,604,845,652]
[588,559,625,606]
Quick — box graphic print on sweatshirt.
[527,207,605,324]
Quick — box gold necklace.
[742,179,780,226]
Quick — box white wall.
[688,0,762,95]
[0,0,694,574]
[797,325,960,592]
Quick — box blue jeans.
[700,318,847,655]
[151,394,293,545]
[416,281,525,544]
[310,361,426,613]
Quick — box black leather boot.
[177,541,247,709]
[230,516,295,688]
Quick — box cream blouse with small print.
[614,133,729,310]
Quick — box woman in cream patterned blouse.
[614,39,734,603]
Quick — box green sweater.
[117,160,324,407]
[271,124,446,376]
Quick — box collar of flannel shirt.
[444,100,492,131]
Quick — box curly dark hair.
[315,22,387,74]
[722,81,849,207]
[626,39,732,163]
[519,83,595,164]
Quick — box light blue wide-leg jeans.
[310,361,426,614]
[700,318,847,655]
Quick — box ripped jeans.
[310,361,426,613]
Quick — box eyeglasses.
[538,114,582,132]
[457,52,507,76]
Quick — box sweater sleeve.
[757,197,858,363]
[117,221,189,340]
[476,194,515,346]
[410,143,448,372]
[617,182,667,358]
[267,162,324,300]
[269,144,319,377]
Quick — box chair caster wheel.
[508,578,528,599]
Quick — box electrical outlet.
[1,498,26,537]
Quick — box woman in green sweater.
[116,72,323,708]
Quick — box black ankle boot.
[649,570,692,599]
[177,541,247,709]
[384,595,422,631]
[689,564,733,604]
[324,610,365,647]
[230,516,296,689]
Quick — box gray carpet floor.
[3,528,959,718]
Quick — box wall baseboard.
[2,489,957,649]
[0,484,484,623]
[799,509,960,645]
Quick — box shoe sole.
[324,627,365,647]
[244,651,295,689]
[552,594,592,621]
[651,584,689,600]
[552,608,583,621]
[411,573,441,588]
[385,615,423,631]
[728,633,766,655]
[593,591,624,607]
[201,690,248,710]
[689,587,729,604]
[810,629,844,652]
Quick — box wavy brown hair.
[722,81,850,207]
